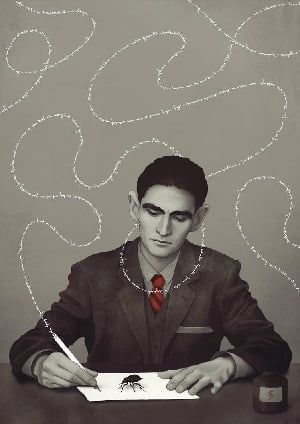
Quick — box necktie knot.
[151,274,165,290]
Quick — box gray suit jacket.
[10,238,292,377]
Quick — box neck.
[140,242,179,273]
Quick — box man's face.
[137,185,197,260]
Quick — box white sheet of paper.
[77,372,198,401]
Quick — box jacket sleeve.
[213,260,292,374]
[9,263,91,379]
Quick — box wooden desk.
[1,364,299,424]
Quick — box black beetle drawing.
[118,374,146,392]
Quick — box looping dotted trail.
[1,29,51,115]
[8,1,299,346]
[119,224,206,293]
[11,111,186,327]
[159,1,300,91]
[1,1,96,115]
[235,176,299,293]
[15,1,97,70]
[74,137,182,189]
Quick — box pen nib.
[94,382,101,391]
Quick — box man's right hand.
[33,352,98,389]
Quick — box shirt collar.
[137,242,180,284]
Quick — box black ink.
[118,374,145,392]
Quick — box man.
[10,156,292,395]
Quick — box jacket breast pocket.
[175,326,214,334]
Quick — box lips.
[151,239,171,245]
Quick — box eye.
[174,215,188,222]
[147,209,161,216]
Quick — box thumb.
[211,380,222,394]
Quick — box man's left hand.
[158,357,235,395]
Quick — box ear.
[190,203,210,232]
[128,191,140,223]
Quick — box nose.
[156,215,172,237]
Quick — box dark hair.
[137,156,208,210]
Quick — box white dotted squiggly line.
[235,176,300,293]
[15,1,97,71]
[12,113,101,329]
[6,29,51,74]
[12,113,186,322]
[11,1,300,354]
[158,0,300,90]
[119,223,206,293]
[89,1,300,115]
[74,137,182,190]
[90,70,288,177]
[0,1,96,115]
[11,111,184,191]
[1,29,52,115]
[190,1,300,59]
[11,115,103,241]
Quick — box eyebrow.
[141,203,193,219]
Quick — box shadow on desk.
[1,364,299,424]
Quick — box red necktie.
[150,274,165,314]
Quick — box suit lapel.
[117,237,206,362]
[117,238,149,361]
[161,240,204,357]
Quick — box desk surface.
[1,364,299,424]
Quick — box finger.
[174,369,203,393]
[47,383,61,389]
[45,373,75,388]
[37,370,66,389]
[188,375,211,395]
[167,368,195,390]
[50,364,93,387]
[56,357,97,386]
[84,368,98,378]
[211,380,223,394]
[41,375,72,389]
[158,369,183,379]
[42,358,92,387]
[41,380,61,389]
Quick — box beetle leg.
[136,383,145,392]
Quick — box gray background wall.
[0,0,299,363]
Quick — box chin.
[152,251,173,258]
[148,246,177,258]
